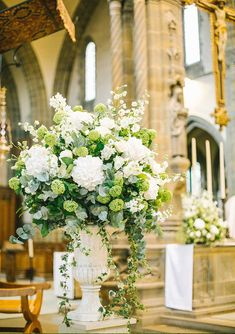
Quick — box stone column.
[146,0,189,240]
[133,0,149,127]
[108,0,123,89]
[122,0,134,102]
[225,16,235,197]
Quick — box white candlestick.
[205,140,213,197]
[219,142,226,199]
[28,238,34,258]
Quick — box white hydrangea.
[71,156,104,191]
[25,146,50,179]
[116,137,150,161]
[50,93,67,110]
[144,176,159,200]
[210,225,219,235]
[123,161,142,178]
[67,111,93,131]
[194,218,205,230]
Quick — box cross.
[183,0,235,130]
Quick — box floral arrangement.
[9,87,173,321]
[182,191,227,245]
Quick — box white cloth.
[165,244,194,311]
[53,252,75,299]
[225,196,235,239]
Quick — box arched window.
[183,5,201,66]
[85,41,96,103]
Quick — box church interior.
[1,0,235,333]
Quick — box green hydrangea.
[134,129,150,147]
[63,200,78,212]
[51,179,65,195]
[88,130,100,142]
[44,133,56,147]
[137,179,149,192]
[15,159,25,171]
[114,175,124,187]
[109,185,122,198]
[73,105,83,112]
[37,125,48,140]
[119,128,129,137]
[53,110,66,124]
[148,129,157,141]
[160,189,172,202]
[9,177,20,191]
[109,199,124,212]
[142,201,149,211]
[97,195,111,204]
[73,146,88,157]
[94,103,107,113]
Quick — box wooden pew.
[0,281,50,333]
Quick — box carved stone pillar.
[122,0,134,102]
[133,0,149,127]
[108,0,123,89]
[146,0,189,241]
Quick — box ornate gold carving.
[0,0,75,54]
[182,0,235,129]
[56,0,76,43]
[0,88,11,162]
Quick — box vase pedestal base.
[59,317,136,333]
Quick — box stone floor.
[1,312,235,333]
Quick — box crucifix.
[183,0,235,129]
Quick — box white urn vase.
[68,226,110,322]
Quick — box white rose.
[71,156,104,191]
[206,233,211,239]
[132,124,140,133]
[202,229,207,236]
[189,231,194,238]
[195,230,201,238]
[219,219,227,228]
[101,146,115,160]
[25,146,50,179]
[95,126,111,137]
[117,137,150,161]
[59,150,73,161]
[144,176,159,200]
[194,218,205,230]
[114,156,125,170]
[210,225,219,235]
[68,111,93,130]
[100,117,116,129]
[120,117,130,128]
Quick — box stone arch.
[186,115,223,197]
[0,1,48,126]
[186,115,223,144]
[53,0,99,99]
[2,59,22,141]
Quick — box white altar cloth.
[226,196,235,239]
[165,244,194,311]
[53,251,75,299]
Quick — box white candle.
[219,142,226,199]
[191,138,197,194]
[191,138,197,167]
[205,140,213,197]
[28,238,34,258]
